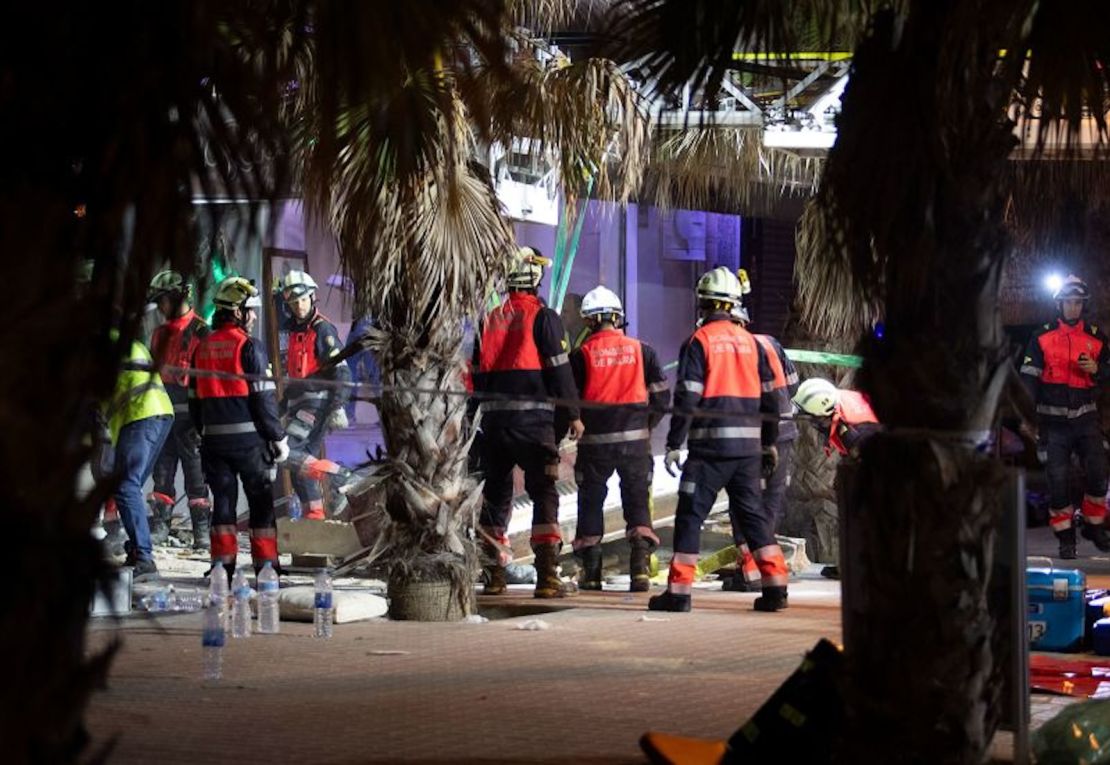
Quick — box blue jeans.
[114,415,172,561]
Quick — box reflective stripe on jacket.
[753,334,799,443]
[666,315,778,459]
[191,323,284,445]
[1021,319,1110,423]
[572,329,669,451]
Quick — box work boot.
[189,504,211,552]
[647,590,691,612]
[147,496,173,546]
[533,542,571,599]
[1081,523,1110,553]
[820,565,841,580]
[131,558,160,583]
[721,572,761,592]
[576,545,603,591]
[753,586,789,612]
[482,565,508,595]
[629,537,655,593]
[1057,527,1078,560]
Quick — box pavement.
[82,522,1110,764]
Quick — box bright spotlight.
[1044,273,1064,295]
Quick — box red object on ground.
[1031,654,1110,698]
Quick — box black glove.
[761,445,779,480]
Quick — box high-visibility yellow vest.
[105,339,174,443]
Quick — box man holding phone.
[1021,274,1110,559]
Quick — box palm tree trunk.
[826,4,1020,761]
[373,335,482,618]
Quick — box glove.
[761,445,779,480]
[664,449,685,477]
[327,408,349,430]
[268,437,290,464]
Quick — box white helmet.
[507,246,550,290]
[282,270,318,302]
[793,378,839,417]
[581,286,624,320]
[696,267,745,305]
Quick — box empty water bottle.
[313,568,333,638]
[230,569,253,638]
[257,561,280,634]
[287,494,303,521]
[202,603,225,681]
[209,561,230,627]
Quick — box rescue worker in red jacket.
[569,286,670,592]
[472,246,584,598]
[189,277,288,583]
[279,270,351,520]
[652,267,788,613]
[146,270,211,550]
[793,376,882,580]
[723,305,800,592]
[1020,274,1110,559]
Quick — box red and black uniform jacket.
[826,390,880,457]
[666,314,779,459]
[753,333,800,443]
[283,309,351,417]
[570,328,670,455]
[150,310,209,416]
[189,321,285,449]
[471,291,580,444]
[1021,319,1110,425]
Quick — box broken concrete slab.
[279,586,387,623]
[276,516,363,558]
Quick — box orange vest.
[828,390,879,456]
[479,293,543,373]
[692,321,762,400]
[579,329,647,404]
[287,313,330,380]
[151,310,205,386]
[1039,320,1103,389]
[195,326,249,398]
[753,335,786,388]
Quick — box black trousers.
[202,443,278,570]
[673,456,771,555]
[731,439,794,544]
[152,414,209,503]
[574,447,655,548]
[286,405,327,506]
[479,437,562,547]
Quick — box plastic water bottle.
[287,494,302,521]
[209,561,230,628]
[313,568,333,639]
[230,569,253,638]
[201,603,226,681]
[257,561,280,634]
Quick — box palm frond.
[466,40,651,207]
[643,126,821,214]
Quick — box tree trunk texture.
[374,345,482,618]
[826,3,1021,761]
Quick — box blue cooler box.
[1027,557,1086,652]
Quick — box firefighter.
[190,277,288,582]
[569,286,670,592]
[652,267,788,612]
[793,376,882,580]
[723,305,800,592]
[472,246,583,599]
[105,336,175,580]
[279,270,351,520]
[146,270,212,550]
[1020,274,1110,559]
